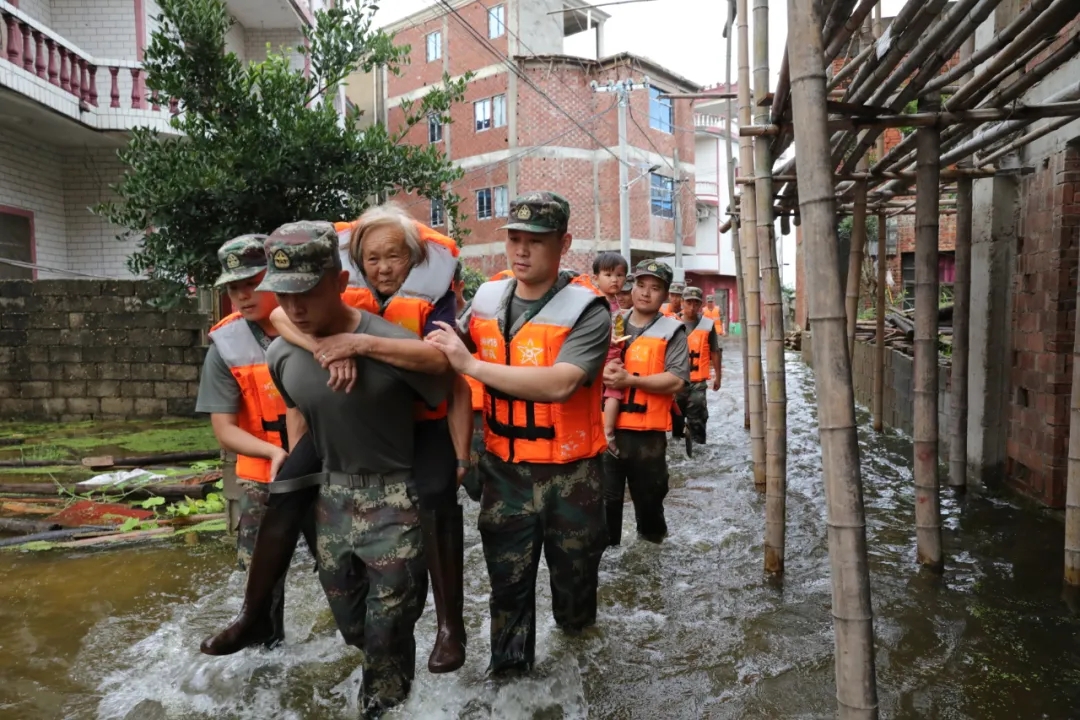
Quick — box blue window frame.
[649,86,673,133]
[650,173,674,218]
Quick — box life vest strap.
[485,387,557,441]
[261,415,289,452]
[620,374,648,413]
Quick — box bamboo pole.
[1066,272,1080,583]
[738,0,766,486]
[977,117,1080,166]
[827,42,874,91]
[846,155,868,361]
[948,35,976,492]
[724,0,751,431]
[913,92,944,572]
[871,2,885,435]
[786,0,878,715]
[754,0,787,576]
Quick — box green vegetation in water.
[1,420,218,464]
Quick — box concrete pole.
[618,83,631,265]
[674,148,683,276]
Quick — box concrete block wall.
[0,280,208,421]
[51,0,138,60]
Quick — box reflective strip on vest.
[469,278,607,464]
[688,315,714,383]
[617,312,683,432]
[207,314,288,483]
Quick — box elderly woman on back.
[200,205,472,675]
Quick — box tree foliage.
[96,0,470,306]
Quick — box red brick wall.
[1005,143,1080,508]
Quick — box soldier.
[703,294,723,322]
[616,278,634,310]
[672,286,723,454]
[425,191,611,676]
[660,281,685,318]
[602,260,689,545]
[195,235,302,652]
[258,224,450,717]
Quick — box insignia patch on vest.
[226,253,240,269]
[517,338,544,365]
[516,205,533,220]
[273,250,291,269]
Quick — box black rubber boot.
[605,502,624,547]
[421,505,467,673]
[200,434,320,656]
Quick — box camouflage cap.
[255,220,341,294]
[619,279,634,293]
[669,281,686,295]
[632,259,673,289]
[500,191,570,234]
[213,234,269,287]
[683,286,704,302]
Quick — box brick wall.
[17,0,52,26]
[51,0,137,59]
[0,130,68,275]
[245,28,305,69]
[225,19,248,63]
[1004,143,1080,508]
[63,149,139,278]
[0,280,208,421]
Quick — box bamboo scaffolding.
[871,0,886,437]
[827,40,874,92]
[824,0,878,62]
[737,0,766,487]
[724,0,750,431]
[846,155,868,361]
[755,0,788,576]
[977,117,1080,166]
[786,0,879,715]
[913,93,944,573]
[1067,275,1080,583]
[949,35,976,492]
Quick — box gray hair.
[348,202,427,271]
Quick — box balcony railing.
[696,180,719,197]
[0,1,174,114]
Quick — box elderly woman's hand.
[425,321,476,374]
[314,334,369,393]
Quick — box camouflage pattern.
[674,381,709,444]
[235,480,286,643]
[682,286,703,302]
[500,191,571,234]
[632,259,674,289]
[214,234,269,287]
[602,430,669,542]
[255,220,341,294]
[477,452,606,674]
[620,279,634,293]
[314,480,427,716]
[460,410,486,502]
[668,281,685,295]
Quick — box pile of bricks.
[0,279,209,421]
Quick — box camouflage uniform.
[469,192,609,674]
[258,226,432,717]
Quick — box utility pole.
[673,148,683,282]
[592,78,648,265]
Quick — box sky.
[370,0,910,285]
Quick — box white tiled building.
[0,0,319,279]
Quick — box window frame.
[425,31,442,62]
[427,114,443,143]
[476,188,494,220]
[492,93,507,128]
[650,172,675,219]
[474,97,492,132]
[649,86,674,134]
[430,197,446,227]
[493,185,509,218]
[488,4,506,39]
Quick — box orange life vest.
[616,311,684,432]
[334,220,460,421]
[207,313,288,483]
[661,302,681,319]
[464,268,514,412]
[703,305,721,320]
[686,315,715,383]
[469,275,607,464]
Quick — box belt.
[268,469,411,494]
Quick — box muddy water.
[3,346,1080,719]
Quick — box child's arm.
[269,307,319,354]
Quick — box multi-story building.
[0,0,320,280]
[364,0,701,275]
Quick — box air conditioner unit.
[696,206,710,221]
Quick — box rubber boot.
[200,435,320,656]
[605,501,624,547]
[421,505,467,673]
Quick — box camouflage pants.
[314,480,427,715]
[236,480,285,639]
[460,411,486,502]
[478,452,607,674]
[602,431,669,543]
[673,381,709,444]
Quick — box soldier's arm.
[210,414,288,462]
[709,327,723,383]
[447,373,474,475]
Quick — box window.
[0,210,32,280]
[476,188,493,220]
[649,86,673,133]
[650,173,674,218]
[901,252,914,311]
[494,186,509,217]
[430,198,445,227]
[426,31,442,62]
[474,98,492,132]
[488,4,505,39]
[427,114,442,143]
[493,94,507,128]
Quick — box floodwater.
[3,344,1080,719]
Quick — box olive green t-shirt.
[266,312,450,475]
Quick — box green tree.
[96,0,470,306]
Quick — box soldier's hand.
[711,376,721,391]
[426,321,475,373]
[269,447,289,481]
[326,358,357,393]
[603,359,631,390]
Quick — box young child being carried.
[592,251,630,455]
